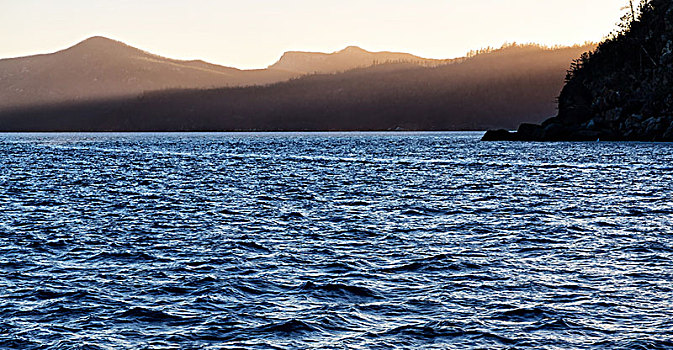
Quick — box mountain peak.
[81,36,117,43]
[75,36,125,48]
[269,46,435,74]
[67,36,141,56]
[339,46,368,54]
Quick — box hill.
[269,46,450,74]
[0,37,297,110]
[0,43,595,131]
[484,0,673,141]
[0,37,455,111]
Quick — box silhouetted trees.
[0,44,595,132]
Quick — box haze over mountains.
[0,37,595,131]
[0,37,450,110]
[269,46,451,74]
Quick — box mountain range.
[0,37,450,110]
[0,37,595,131]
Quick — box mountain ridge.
[0,36,456,110]
[269,45,448,74]
[0,36,295,110]
[0,43,596,131]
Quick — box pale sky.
[0,0,626,69]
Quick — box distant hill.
[0,36,300,110]
[0,43,596,131]
[269,46,451,74]
[0,37,456,111]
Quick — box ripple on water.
[0,132,672,349]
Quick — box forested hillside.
[0,44,595,131]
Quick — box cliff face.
[484,0,673,141]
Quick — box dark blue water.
[1,132,672,349]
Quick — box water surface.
[1,132,672,349]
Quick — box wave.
[31,288,89,301]
[86,251,169,262]
[374,320,516,345]
[237,241,270,252]
[380,254,481,273]
[300,281,381,299]
[256,319,318,334]
[493,307,554,322]
[118,307,186,323]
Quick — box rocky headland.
[484,0,673,141]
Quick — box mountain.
[0,36,300,110]
[0,37,456,111]
[0,43,595,131]
[269,46,450,74]
[483,0,673,141]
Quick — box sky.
[0,0,627,69]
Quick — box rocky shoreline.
[484,0,673,142]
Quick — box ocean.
[1,132,672,349]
